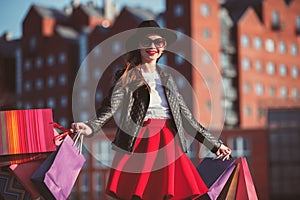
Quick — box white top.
[141,69,171,120]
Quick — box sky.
[0,0,165,39]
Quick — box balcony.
[223,87,237,101]
[222,67,237,78]
[224,110,238,126]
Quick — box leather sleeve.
[85,69,125,135]
[176,92,223,153]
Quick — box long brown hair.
[120,50,151,92]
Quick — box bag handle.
[52,122,74,141]
[73,130,84,154]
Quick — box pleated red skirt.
[106,119,208,200]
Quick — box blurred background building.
[0,0,300,199]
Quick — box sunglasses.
[140,38,167,48]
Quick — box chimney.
[64,5,73,14]
[87,1,94,8]
[71,0,80,7]
[104,0,115,20]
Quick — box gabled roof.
[78,4,103,18]
[32,5,69,22]
[55,25,79,40]
[222,0,263,23]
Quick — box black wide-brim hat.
[126,20,177,51]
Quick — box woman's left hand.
[215,144,232,161]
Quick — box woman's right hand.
[71,122,93,136]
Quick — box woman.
[72,20,231,200]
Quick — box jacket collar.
[156,65,171,86]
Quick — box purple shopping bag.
[207,163,236,200]
[31,134,85,200]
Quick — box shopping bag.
[31,133,86,200]
[197,158,235,188]
[0,109,56,166]
[0,166,31,200]
[216,163,239,200]
[207,162,236,200]
[9,158,47,199]
[235,158,258,200]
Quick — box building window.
[24,80,32,92]
[269,86,276,96]
[242,58,250,71]
[175,53,185,65]
[258,107,265,119]
[81,173,89,192]
[269,131,300,199]
[280,86,288,98]
[47,54,55,66]
[112,41,121,54]
[96,90,103,103]
[291,66,298,78]
[93,172,103,193]
[290,44,298,55]
[245,106,252,116]
[278,41,286,54]
[176,28,184,40]
[24,59,31,71]
[59,117,68,128]
[174,4,183,17]
[35,78,43,90]
[93,46,101,57]
[30,36,36,50]
[292,88,298,100]
[255,83,264,96]
[253,37,262,49]
[35,57,43,68]
[266,62,275,75]
[200,4,210,17]
[93,141,113,168]
[202,28,211,39]
[265,39,275,52]
[205,101,211,111]
[296,15,300,32]
[202,53,211,64]
[243,82,251,93]
[272,11,280,29]
[24,102,32,109]
[255,60,263,72]
[176,76,186,89]
[60,96,68,107]
[58,74,67,85]
[59,52,67,64]
[228,137,251,158]
[47,97,56,108]
[241,34,250,47]
[279,64,287,76]
[47,76,55,88]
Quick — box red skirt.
[106,119,208,200]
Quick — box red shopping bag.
[0,109,56,166]
[31,133,86,200]
[197,157,258,200]
[235,158,258,200]
[9,158,47,199]
[0,166,32,200]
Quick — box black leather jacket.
[86,66,222,154]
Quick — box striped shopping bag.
[0,109,56,166]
